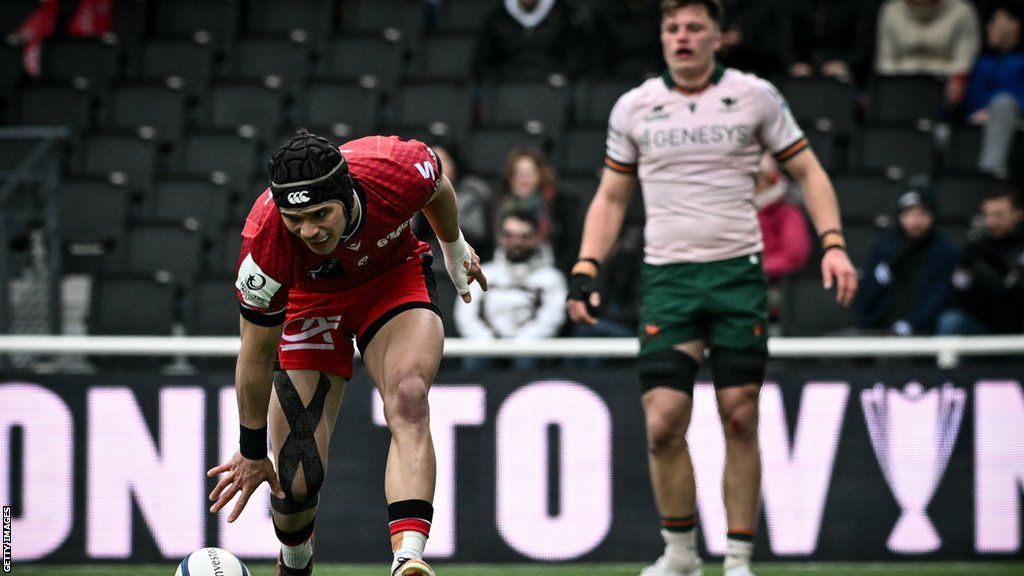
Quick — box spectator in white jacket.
[455,209,568,370]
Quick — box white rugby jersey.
[606,65,808,264]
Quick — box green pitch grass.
[24,563,1024,576]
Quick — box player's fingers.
[461,291,472,303]
[476,268,488,291]
[267,473,286,500]
[207,462,231,477]
[228,486,255,523]
[210,483,239,514]
[209,474,233,501]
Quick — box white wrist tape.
[440,230,472,295]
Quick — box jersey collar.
[662,63,726,96]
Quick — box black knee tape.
[710,347,766,388]
[271,370,330,515]
[274,517,316,546]
[638,348,699,395]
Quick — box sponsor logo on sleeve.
[236,253,283,309]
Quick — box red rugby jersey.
[235,135,439,322]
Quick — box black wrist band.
[823,244,846,253]
[239,424,268,460]
[578,257,602,270]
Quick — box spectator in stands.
[788,0,880,83]
[590,0,665,80]
[499,146,557,245]
[473,0,589,83]
[937,187,1024,333]
[718,0,794,79]
[964,1,1024,180]
[875,0,982,105]
[433,144,496,260]
[755,155,813,282]
[855,186,959,335]
[455,209,567,370]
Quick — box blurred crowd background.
[1,0,1022,373]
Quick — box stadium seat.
[296,80,382,140]
[779,273,856,336]
[479,81,569,135]
[554,127,607,177]
[388,80,473,137]
[132,37,216,89]
[343,0,426,38]
[574,78,637,127]
[182,276,239,335]
[58,179,133,273]
[461,128,547,178]
[933,173,996,223]
[0,43,23,97]
[780,76,856,135]
[89,275,177,335]
[74,132,159,190]
[121,222,205,283]
[406,33,477,82]
[433,0,500,34]
[18,81,96,135]
[177,130,261,190]
[938,125,1010,174]
[40,38,123,85]
[112,0,150,40]
[843,222,884,268]
[103,81,190,143]
[153,0,241,40]
[205,80,288,139]
[848,125,935,176]
[246,0,335,38]
[832,172,906,224]
[150,176,232,237]
[225,36,313,87]
[866,75,946,125]
[315,33,406,91]
[804,127,844,173]
[0,2,37,36]
[208,226,244,276]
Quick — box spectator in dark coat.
[964,0,1024,179]
[473,0,589,83]
[938,187,1024,333]
[718,0,794,79]
[788,0,881,83]
[590,0,664,80]
[855,187,960,335]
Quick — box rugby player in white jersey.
[567,2,857,575]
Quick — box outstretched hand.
[821,248,858,306]
[459,246,488,303]
[207,451,286,523]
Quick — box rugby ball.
[175,547,250,576]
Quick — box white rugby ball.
[175,547,250,576]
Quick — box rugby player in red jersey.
[207,129,487,576]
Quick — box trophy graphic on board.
[861,382,966,553]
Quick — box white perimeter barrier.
[1,335,1023,368]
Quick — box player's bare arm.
[423,174,488,302]
[208,317,286,522]
[783,149,858,306]
[567,168,637,325]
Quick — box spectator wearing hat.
[854,187,959,335]
[964,0,1024,179]
[937,187,1024,333]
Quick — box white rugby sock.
[724,536,754,571]
[390,531,427,573]
[662,528,701,571]
[281,537,313,569]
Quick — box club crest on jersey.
[308,257,343,279]
[287,190,311,204]
[719,96,739,112]
[643,105,671,122]
[236,253,282,308]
